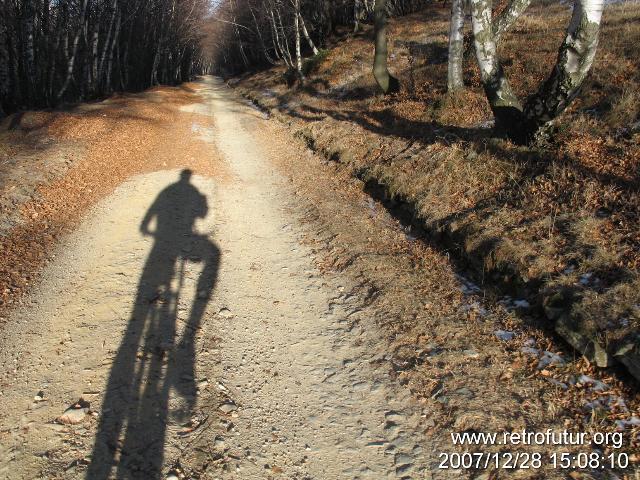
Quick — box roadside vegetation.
[210,0,640,385]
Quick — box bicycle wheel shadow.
[86,169,220,479]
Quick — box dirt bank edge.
[234,84,640,385]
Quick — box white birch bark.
[293,0,303,78]
[270,7,292,68]
[276,7,293,67]
[469,0,522,123]
[470,0,605,142]
[98,0,119,84]
[493,0,532,41]
[298,12,318,55]
[58,0,89,99]
[105,10,121,93]
[523,0,604,129]
[447,0,465,91]
[269,9,285,62]
[250,4,277,64]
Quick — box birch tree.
[293,0,304,80]
[298,11,318,55]
[470,0,604,143]
[447,0,465,91]
[447,0,532,92]
[58,0,90,100]
[354,0,373,32]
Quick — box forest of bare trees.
[208,0,604,143]
[206,0,432,78]
[1,0,605,143]
[0,0,211,114]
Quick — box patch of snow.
[546,378,568,390]
[579,272,593,285]
[521,346,540,356]
[537,351,565,369]
[585,395,629,415]
[475,119,495,129]
[461,301,488,316]
[456,274,481,295]
[499,296,531,311]
[495,330,515,341]
[577,374,609,392]
[615,416,640,431]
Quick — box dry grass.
[254,105,640,470]
[234,1,640,375]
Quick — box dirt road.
[0,78,431,479]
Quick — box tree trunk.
[9,28,22,105]
[269,9,284,62]
[150,45,161,85]
[98,0,118,87]
[493,0,532,41]
[229,0,248,69]
[462,0,531,59]
[470,0,523,131]
[470,0,604,143]
[294,0,304,80]
[22,0,37,102]
[447,0,465,91]
[150,6,166,86]
[373,0,399,94]
[522,0,604,134]
[298,12,318,55]
[270,8,291,67]
[276,7,293,68]
[105,10,120,93]
[354,0,365,32]
[250,4,277,64]
[0,1,10,114]
[90,27,99,92]
[57,0,89,100]
[118,32,127,89]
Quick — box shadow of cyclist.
[86,169,220,479]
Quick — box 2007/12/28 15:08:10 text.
[438,451,630,470]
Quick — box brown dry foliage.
[0,83,228,313]
[234,0,640,348]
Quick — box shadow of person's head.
[180,168,193,183]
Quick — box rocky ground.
[0,78,637,479]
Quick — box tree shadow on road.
[86,169,220,479]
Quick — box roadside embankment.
[230,1,640,380]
